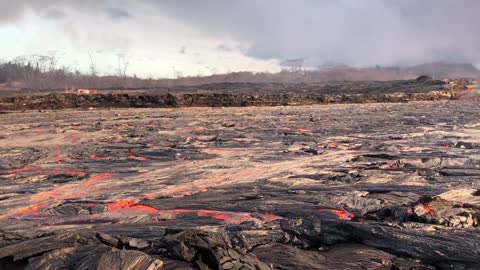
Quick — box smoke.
[0,0,58,22]
[0,0,479,67]
[0,0,119,22]
[149,0,480,67]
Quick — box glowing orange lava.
[104,197,280,223]
[317,208,354,220]
[327,142,339,148]
[422,204,437,215]
[15,202,49,215]
[107,200,158,213]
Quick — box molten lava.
[327,142,339,148]
[15,202,49,216]
[103,198,280,223]
[107,200,158,213]
[422,204,437,215]
[317,208,355,220]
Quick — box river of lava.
[105,198,280,223]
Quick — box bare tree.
[46,50,62,72]
[88,52,97,76]
[10,55,38,89]
[280,58,305,73]
[116,53,131,77]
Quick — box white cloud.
[0,0,478,77]
[0,1,279,77]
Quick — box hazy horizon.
[1,0,479,78]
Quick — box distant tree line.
[0,54,478,91]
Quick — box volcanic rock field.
[0,78,479,269]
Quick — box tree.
[280,58,305,73]
[116,53,131,77]
[88,52,97,76]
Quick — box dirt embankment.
[0,78,453,110]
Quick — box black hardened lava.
[0,78,452,110]
[1,88,479,269]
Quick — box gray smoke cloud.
[0,0,123,22]
[0,0,479,67]
[0,0,55,22]
[149,0,480,67]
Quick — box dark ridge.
[0,78,451,110]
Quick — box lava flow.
[422,204,437,215]
[101,198,281,223]
[1,82,480,269]
[317,208,355,220]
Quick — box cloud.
[179,46,187,54]
[0,0,56,22]
[217,44,233,52]
[150,0,480,67]
[1,0,479,68]
[44,9,66,20]
[105,7,131,20]
[0,0,109,22]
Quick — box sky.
[0,0,478,78]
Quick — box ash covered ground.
[0,81,480,269]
